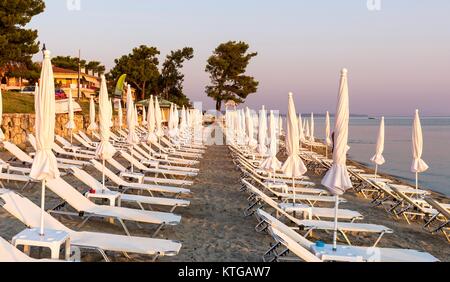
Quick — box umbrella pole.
[70,129,73,144]
[39,180,46,236]
[130,145,134,173]
[333,195,339,251]
[415,172,418,198]
[292,177,296,205]
[102,158,106,192]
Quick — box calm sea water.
[309,117,450,196]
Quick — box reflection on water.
[309,117,450,196]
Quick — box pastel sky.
[29,0,450,115]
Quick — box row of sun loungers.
[225,128,440,262]
[0,125,206,261]
[299,143,449,243]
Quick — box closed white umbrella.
[302,119,307,136]
[321,68,353,251]
[260,110,282,180]
[66,88,76,143]
[134,105,139,127]
[142,106,147,126]
[257,106,268,155]
[180,106,187,131]
[234,109,241,145]
[126,85,139,144]
[186,108,191,129]
[370,116,386,176]
[95,75,117,189]
[117,101,123,129]
[30,49,60,236]
[246,108,257,149]
[126,85,139,172]
[109,98,114,128]
[411,109,428,194]
[0,88,4,140]
[87,96,98,132]
[304,119,310,140]
[154,97,163,137]
[154,97,164,153]
[278,115,283,138]
[173,104,180,137]
[134,105,139,129]
[298,114,305,143]
[282,92,307,203]
[310,113,315,143]
[146,96,157,143]
[168,104,176,138]
[325,111,332,158]
[237,110,244,145]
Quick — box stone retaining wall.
[1,113,127,149]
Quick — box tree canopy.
[51,56,105,75]
[205,41,258,111]
[85,61,106,75]
[108,45,194,105]
[51,56,85,71]
[160,47,194,107]
[0,0,45,80]
[108,45,160,100]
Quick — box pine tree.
[0,0,45,80]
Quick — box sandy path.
[160,145,273,262]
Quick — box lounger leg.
[423,214,438,229]
[244,200,260,217]
[254,220,268,233]
[99,249,111,262]
[372,231,385,247]
[339,230,352,246]
[151,254,160,262]
[152,224,164,237]
[262,242,281,262]
[117,218,131,236]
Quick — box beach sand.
[0,140,448,261]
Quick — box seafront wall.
[1,113,127,148]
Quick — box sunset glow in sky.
[30,0,450,115]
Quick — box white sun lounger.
[77,131,98,145]
[106,158,194,187]
[242,180,390,246]
[139,142,199,166]
[237,159,318,190]
[0,172,39,189]
[258,209,439,262]
[73,133,97,150]
[131,145,199,173]
[70,167,190,212]
[242,179,358,221]
[3,141,82,171]
[55,135,96,156]
[45,177,181,236]
[424,198,450,242]
[160,136,205,154]
[53,143,96,159]
[0,160,31,174]
[119,151,197,177]
[150,139,200,159]
[27,134,95,160]
[0,189,182,261]
[243,173,341,206]
[90,160,191,196]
